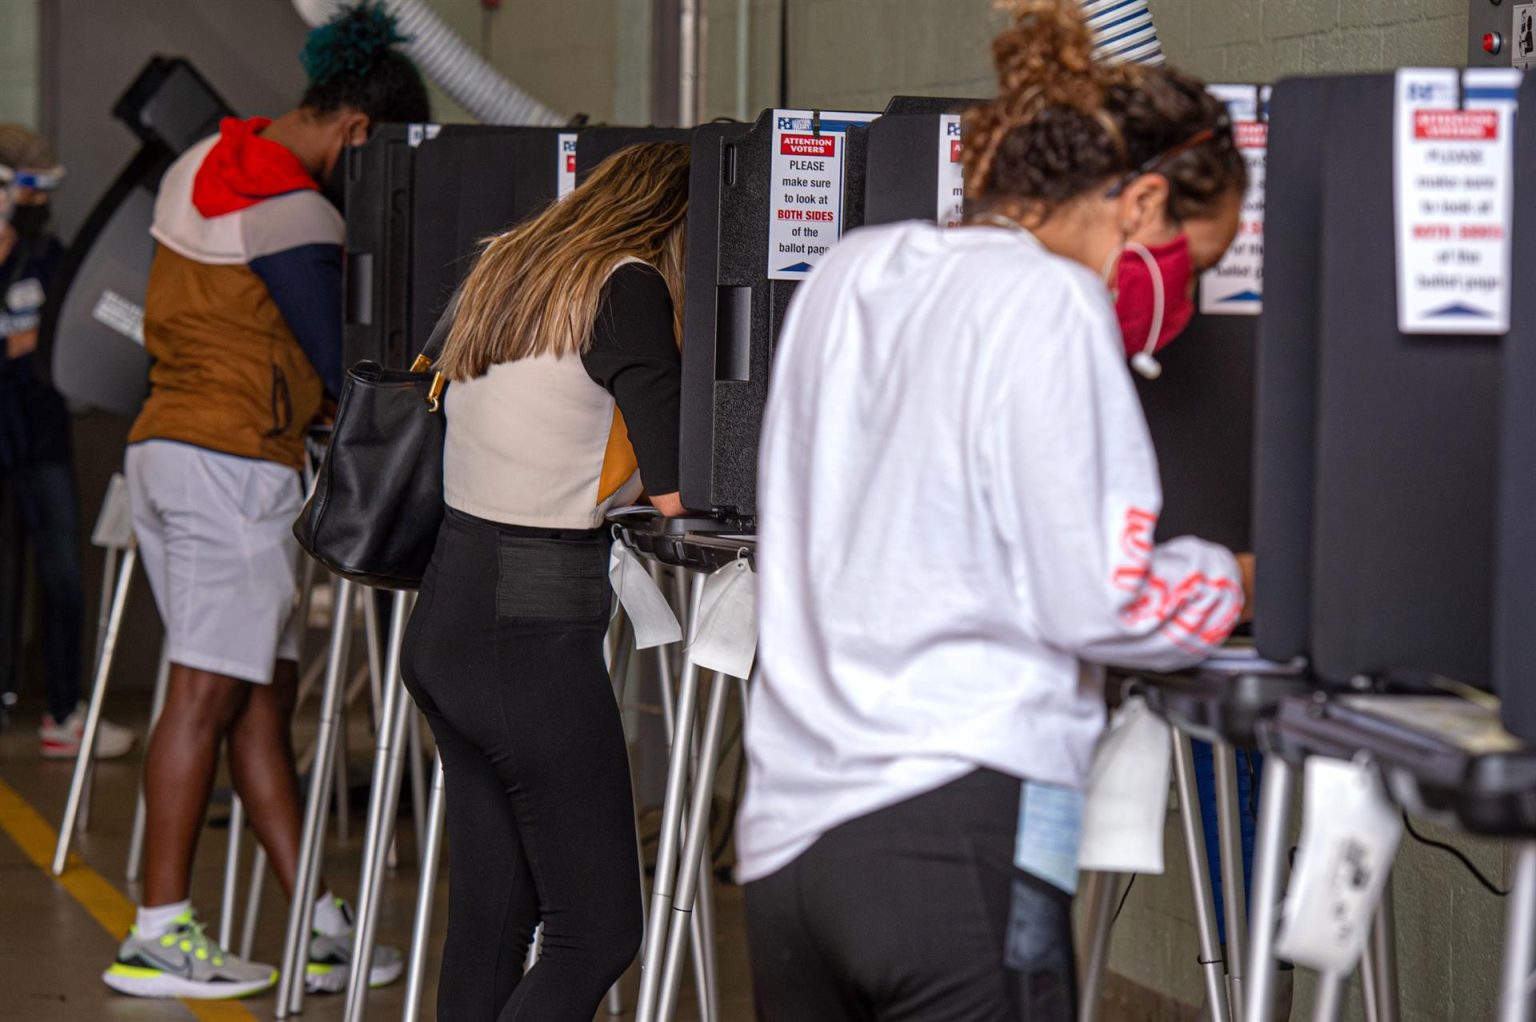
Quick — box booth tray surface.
[1260,694,1536,838]
[610,512,756,572]
[1123,664,1314,748]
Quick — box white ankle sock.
[136,900,192,939]
[312,891,351,938]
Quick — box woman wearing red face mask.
[739,5,1252,1020]
[1110,71,1248,378]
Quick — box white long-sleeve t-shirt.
[736,221,1245,883]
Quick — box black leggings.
[402,509,642,1022]
[745,769,1077,1022]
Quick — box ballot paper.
[1015,781,1084,895]
[608,541,682,649]
[686,558,758,679]
[1076,696,1172,875]
[1276,758,1403,973]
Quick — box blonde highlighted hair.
[438,141,692,381]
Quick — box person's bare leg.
[142,665,251,907]
[227,659,328,901]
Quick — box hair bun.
[301,2,409,88]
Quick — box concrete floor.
[0,683,752,1022]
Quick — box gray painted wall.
[0,0,39,128]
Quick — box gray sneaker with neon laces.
[102,911,277,1000]
[305,898,405,993]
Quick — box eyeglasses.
[0,165,65,192]
[1104,119,1227,199]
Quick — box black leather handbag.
[293,307,453,590]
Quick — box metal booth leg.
[1243,758,1296,1022]
[342,589,415,1022]
[1359,876,1397,1022]
[1214,743,1251,1022]
[1499,841,1536,1022]
[656,667,735,1022]
[126,647,171,884]
[634,571,708,1022]
[219,796,245,949]
[1312,971,1348,1022]
[402,752,447,1022]
[1172,730,1233,1022]
[1077,871,1123,1022]
[276,576,358,1018]
[53,545,137,876]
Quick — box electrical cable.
[1110,874,1138,926]
[1401,812,1508,897]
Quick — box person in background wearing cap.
[101,4,427,1001]
[0,125,136,760]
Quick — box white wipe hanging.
[608,540,683,649]
[687,558,757,679]
[1077,696,1173,874]
[1276,757,1403,973]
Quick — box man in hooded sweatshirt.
[103,6,429,1000]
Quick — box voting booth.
[45,58,232,415]
[679,99,977,520]
[1232,67,1536,1022]
[343,125,568,370]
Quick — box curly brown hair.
[962,0,1245,225]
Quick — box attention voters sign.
[1394,67,1520,335]
[767,110,879,281]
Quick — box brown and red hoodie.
[129,117,344,471]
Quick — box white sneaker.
[40,704,136,760]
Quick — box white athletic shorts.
[125,440,302,685]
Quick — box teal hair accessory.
[301,2,409,87]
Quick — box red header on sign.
[1235,122,1268,149]
[949,139,963,163]
[780,133,837,157]
[1414,110,1499,141]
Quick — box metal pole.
[342,590,416,1022]
[276,576,357,1018]
[656,669,734,1021]
[219,797,245,950]
[1243,758,1295,1022]
[1077,872,1121,1022]
[1172,730,1233,1022]
[1499,842,1536,1022]
[1215,744,1249,1022]
[401,754,446,1022]
[1311,971,1347,1022]
[1371,881,1399,1022]
[735,0,750,122]
[635,571,707,1022]
[53,546,136,876]
[679,0,699,126]
[240,848,266,959]
[407,709,427,865]
[126,648,171,884]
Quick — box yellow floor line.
[0,778,261,1022]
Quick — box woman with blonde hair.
[402,140,690,1022]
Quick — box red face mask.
[1115,236,1196,379]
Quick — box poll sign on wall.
[557,131,578,198]
[936,114,965,227]
[767,109,879,280]
[1200,85,1268,316]
[1394,67,1520,335]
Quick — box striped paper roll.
[1080,0,1167,66]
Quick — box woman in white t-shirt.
[739,3,1252,1019]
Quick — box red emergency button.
[1485,32,1505,55]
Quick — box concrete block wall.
[1147,0,1468,80]
[0,0,39,128]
